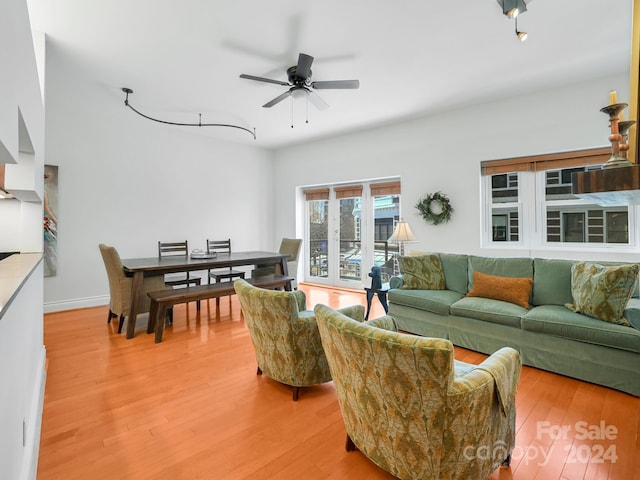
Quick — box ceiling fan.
[240,52,360,110]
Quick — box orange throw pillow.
[467,271,533,309]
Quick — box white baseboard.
[44,295,109,313]
[22,346,46,480]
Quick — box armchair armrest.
[292,289,307,312]
[336,304,365,322]
[293,305,365,328]
[444,347,521,472]
[366,315,398,331]
[450,347,521,415]
[389,275,404,289]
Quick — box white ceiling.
[27,0,634,149]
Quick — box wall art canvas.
[44,164,58,276]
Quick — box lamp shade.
[388,221,417,244]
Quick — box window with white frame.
[481,148,635,249]
[489,172,520,242]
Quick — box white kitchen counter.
[0,253,42,320]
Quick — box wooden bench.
[147,275,294,343]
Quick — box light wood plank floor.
[38,284,640,480]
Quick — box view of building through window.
[305,182,401,287]
[486,165,631,246]
[307,198,329,278]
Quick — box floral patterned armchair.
[234,279,365,400]
[314,304,522,480]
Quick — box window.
[543,165,629,245]
[305,188,329,278]
[488,172,520,242]
[303,179,401,288]
[481,148,636,250]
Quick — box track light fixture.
[497,0,530,41]
[498,0,527,18]
[120,88,256,139]
[515,17,528,42]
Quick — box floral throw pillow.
[399,254,446,290]
[566,262,640,326]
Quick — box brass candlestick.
[600,103,632,168]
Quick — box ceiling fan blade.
[240,74,290,86]
[311,79,360,89]
[262,90,292,108]
[308,91,329,111]
[296,53,314,79]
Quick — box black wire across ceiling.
[121,88,256,140]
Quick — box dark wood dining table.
[121,251,290,339]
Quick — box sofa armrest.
[389,275,404,289]
[624,298,640,330]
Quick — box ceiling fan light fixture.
[291,88,309,99]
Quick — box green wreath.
[415,191,454,225]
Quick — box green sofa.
[388,254,640,397]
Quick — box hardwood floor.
[38,284,640,480]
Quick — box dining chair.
[252,238,302,289]
[206,239,245,306]
[99,243,171,333]
[158,240,201,309]
[206,239,245,280]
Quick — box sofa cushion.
[467,271,533,309]
[522,305,640,354]
[439,253,469,295]
[566,262,639,326]
[388,289,464,316]
[532,258,574,306]
[399,254,446,290]
[450,297,526,328]
[468,256,533,289]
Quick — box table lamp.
[388,220,418,275]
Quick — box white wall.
[43,41,275,311]
[274,73,635,268]
[43,41,636,309]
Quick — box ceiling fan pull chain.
[306,95,309,124]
